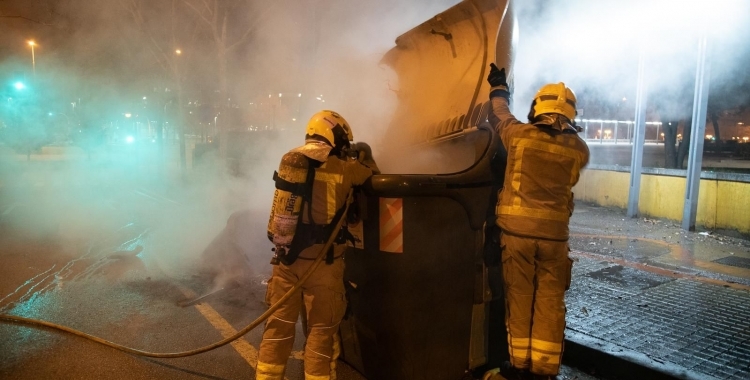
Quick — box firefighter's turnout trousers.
[256,244,347,380]
[501,233,572,375]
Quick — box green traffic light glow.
[14,82,25,90]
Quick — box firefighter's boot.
[483,368,508,380]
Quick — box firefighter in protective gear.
[257,110,378,380]
[485,64,589,380]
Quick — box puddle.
[585,265,675,290]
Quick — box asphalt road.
[0,169,363,379]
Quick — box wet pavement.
[567,203,750,380]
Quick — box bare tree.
[676,118,692,169]
[183,0,275,158]
[0,0,58,25]
[662,120,679,168]
[120,0,204,170]
[653,91,691,169]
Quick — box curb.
[563,330,720,380]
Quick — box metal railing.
[576,118,665,144]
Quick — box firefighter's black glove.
[351,142,373,163]
[270,245,288,265]
[350,142,380,174]
[487,63,510,101]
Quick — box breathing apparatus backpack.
[268,152,314,265]
[267,153,352,266]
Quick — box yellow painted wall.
[715,181,750,233]
[572,170,629,208]
[697,180,717,229]
[574,169,750,234]
[638,175,685,221]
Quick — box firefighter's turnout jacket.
[257,141,375,380]
[489,96,589,376]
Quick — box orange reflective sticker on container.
[379,198,403,253]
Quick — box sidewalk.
[565,203,750,380]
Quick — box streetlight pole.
[28,41,36,76]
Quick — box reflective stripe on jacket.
[302,155,373,226]
[490,96,590,241]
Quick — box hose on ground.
[0,190,354,359]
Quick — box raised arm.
[486,64,523,138]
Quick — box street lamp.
[28,41,36,76]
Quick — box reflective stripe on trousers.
[256,250,346,379]
[256,361,286,380]
[500,233,571,376]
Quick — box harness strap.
[272,171,308,196]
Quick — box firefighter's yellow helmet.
[531,82,577,121]
[305,110,353,147]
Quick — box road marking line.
[176,286,258,368]
[193,302,259,366]
[176,285,302,379]
[176,286,294,380]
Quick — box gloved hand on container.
[350,142,372,162]
[487,63,510,101]
[350,142,380,174]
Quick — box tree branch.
[0,13,54,25]
[227,2,277,51]
[119,0,172,73]
[199,0,213,16]
[183,0,219,41]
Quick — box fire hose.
[0,189,354,359]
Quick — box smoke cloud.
[511,0,750,120]
[0,0,463,286]
[1,0,748,288]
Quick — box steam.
[511,0,750,120]
[0,0,463,286]
[2,0,748,288]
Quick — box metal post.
[31,44,35,76]
[682,35,711,231]
[614,121,619,144]
[628,122,633,143]
[599,121,604,144]
[627,51,648,218]
[584,121,588,139]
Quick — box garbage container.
[340,125,507,379]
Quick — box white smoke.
[511,0,750,119]
[2,0,748,287]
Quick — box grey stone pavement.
[566,203,750,380]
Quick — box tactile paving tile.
[566,256,750,379]
[713,256,750,270]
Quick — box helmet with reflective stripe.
[305,110,353,147]
[531,82,577,121]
